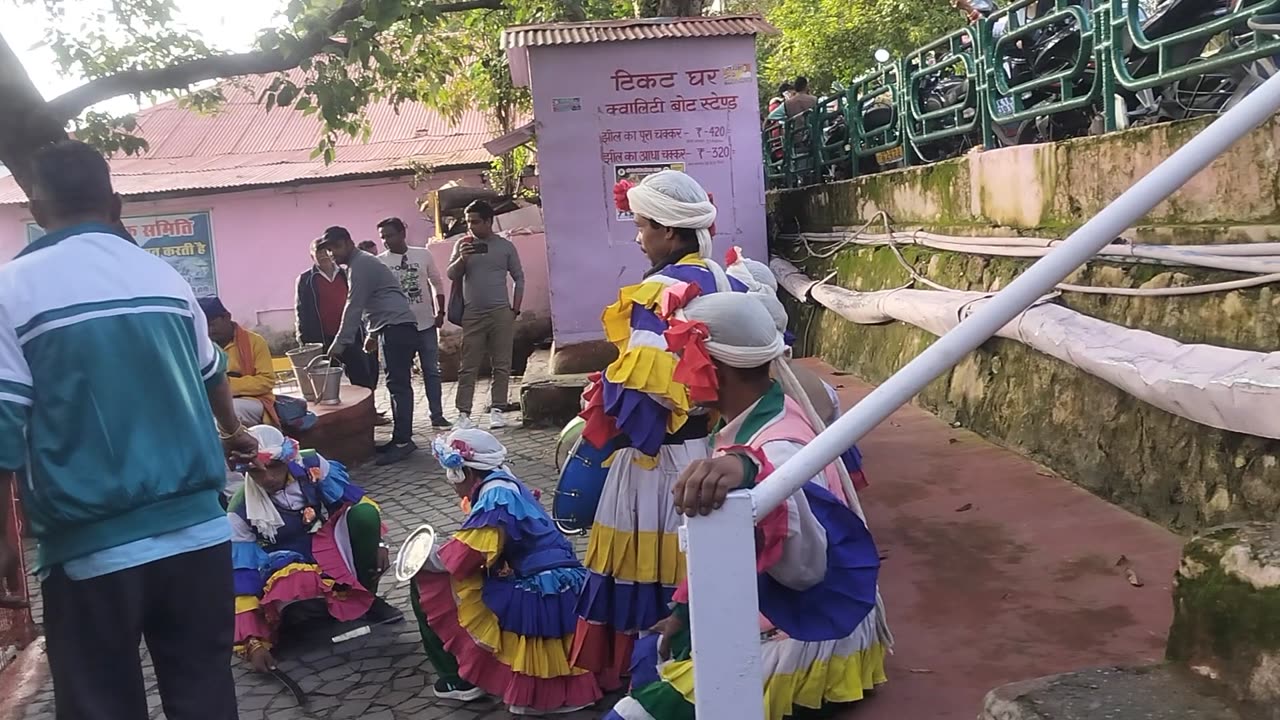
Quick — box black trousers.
[380,323,419,444]
[42,542,238,720]
[319,334,377,390]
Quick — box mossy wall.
[771,117,1280,532]
[1167,523,1280,713]
[772,115,1280,235]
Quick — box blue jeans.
[379,323,418,445]
[415,327,447,424]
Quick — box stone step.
[981,666,1244,720]
[518,348,589,429]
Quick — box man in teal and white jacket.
[0,140,258,720]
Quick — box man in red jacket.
[294,237,377,390]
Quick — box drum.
[555,417,585,472]
[552,418,620,536]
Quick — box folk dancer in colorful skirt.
[574,170,750,689]
[411,429,603,714]
[606,290,892,720]
[723,247,869,490]
[230,425,402,673]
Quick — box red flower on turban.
[614,179,635,212]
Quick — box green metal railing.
[904,27,984,160]
[849,63,905,168]
[764,0,1280,189]
[982,0,1101,147]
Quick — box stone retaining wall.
[771,116,1280,532]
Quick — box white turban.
[725,250,778,293]
[433,428,510,484]
[627,170,717,259]
[724,249,788,337]
[241,424,332,543]
[679,293,786,368]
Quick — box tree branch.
[0,33,70,195]
[43,0,505,122]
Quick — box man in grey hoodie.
[319,226,420,466]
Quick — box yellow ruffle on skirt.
[660,615,888,720]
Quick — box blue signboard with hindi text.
[26,211,218,296]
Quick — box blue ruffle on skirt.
[628,634,662,690]
[482,566,587,639]
[574,571,676,633]
[756,483,880,642]
[840,444,863,473]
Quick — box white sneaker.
[489,409,507,429]
[453,414,474,430]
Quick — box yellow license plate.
[875,146,904,165]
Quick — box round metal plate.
[393,524,437,583]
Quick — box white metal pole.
[682,493,766,720]
[750,70,1280,518]
[684,69,1280,720]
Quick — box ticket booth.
[502,15,777,372]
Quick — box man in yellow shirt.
[199,297,277,427]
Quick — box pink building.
[0,74,551,345]
[502,15,776,365]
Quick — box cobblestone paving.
[20,377,612,720]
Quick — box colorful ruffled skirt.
[604,478,890,719]
[570,440,708,690]
[415,565,602,713]
[233,505,375,650]
[605,611,887,720]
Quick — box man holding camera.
[446,200,525,430]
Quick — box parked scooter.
[1114,0,1236,126]
[992,0,1238,144]
[851,49,909,174]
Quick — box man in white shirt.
[377,217,450,428]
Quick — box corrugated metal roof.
[502,15,777,49]
[0,71,502,205]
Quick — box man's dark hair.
[778,82,793,94]
[650,221,699,247]
[464,200,495,221]
[794,76,809,92]
[376,217,406,233]
[30,140,115,216]
[321,226,352,244]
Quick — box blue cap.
[197,296,229,318]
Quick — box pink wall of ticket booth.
[511,33,769,346]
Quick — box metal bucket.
[286,344,324,401]
[306,356,344,405]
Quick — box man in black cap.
[317,226,420,466]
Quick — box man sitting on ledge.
[200,296,278,427]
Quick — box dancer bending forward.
[411,429,602,715]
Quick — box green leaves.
[19,0,631,171]
[72,111,150,157]
[758,0,961,94]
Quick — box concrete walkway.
[4,364,1184,719]
[799,357,1184,719]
